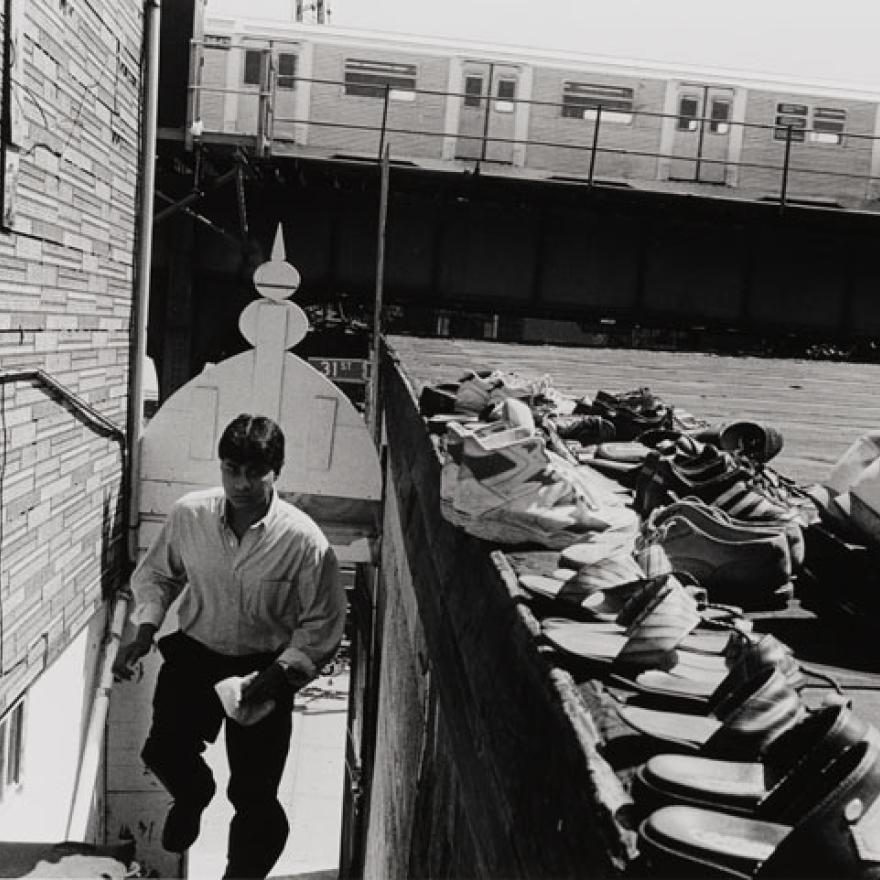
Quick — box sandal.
[639,736,880,878]
[632,704,871,818]
[619,665,805,760]
[541,577,744,679]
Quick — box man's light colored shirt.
[131,487,345,681]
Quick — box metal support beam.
[153,165,239,224]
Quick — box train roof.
[202,16,880,103]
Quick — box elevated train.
[187,18,880,210]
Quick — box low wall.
[361,348,635,878]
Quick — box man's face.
[221,458,276,510]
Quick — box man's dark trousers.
[141,631,294,879]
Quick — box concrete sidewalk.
[186,670,350,880]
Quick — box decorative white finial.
[239,223,309,350]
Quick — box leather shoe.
[162,798,210,853]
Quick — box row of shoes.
[420,374,880,877]
[517,562,877,879]
[427,373,813,609]
[635,434,818,529]
[631,683,880,879]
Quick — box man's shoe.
[636,515,792,607]
[162,799,211,853]
[440,422,532,516]
[651,497,805,570]
[454,370,534,416]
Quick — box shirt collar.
[219,488,279,531]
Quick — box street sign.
[308,357,372,385]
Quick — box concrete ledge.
[370,344,635,878]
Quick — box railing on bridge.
[179,39,880,211]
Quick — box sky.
[205,0,880,93]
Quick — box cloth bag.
[824,432,880,545]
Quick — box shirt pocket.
[246,579,294,624]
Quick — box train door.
[669,84,734,183]
[269,43,299,137]
[236,40,267,135]
[456,61,519,163]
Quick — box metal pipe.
[479,62,495,163]
[694,86,709,182]
[780,124,793,213]
[377,84,390,161]
[369,145,390,450]
[588,105,602,185]
[1,0,10,229]
[128,0,161,563]
[65,593,130,839]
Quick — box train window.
[677,96,699,131]
[495,78,516,113]
[243,49,262,87]
[811,107,846,145]
[344,58,418,100]
[276,53,297,90]
[709,100,730,134]
[561,82,633,123]
[774,103,808,142]
[464,75,484,108]
[204,34,231,49]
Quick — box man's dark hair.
[218,414,285,474]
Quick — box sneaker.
[454,370,534,416]
[554,415,616,446]
[651,497,805,570]
[440,421,532,516]
[445,430,638,549]
[635,450,793,523]
[579,387,675,441]
[636,515,793,607]
[418,382,460,417]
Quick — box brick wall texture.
[0,0,143,712]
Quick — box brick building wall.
[0,0,143,717]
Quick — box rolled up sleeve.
[278,545,346,684]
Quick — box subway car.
[187,19,880,209]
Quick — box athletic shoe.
[554,415,616,446]
[445,429,638,549]
[440,421,532,516]
[418,382,460,417]
[578,387,675,441]
[635,449,794,523]
[651,497,805,570]
[636,515,792,607]
[454,370,534,416]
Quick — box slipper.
[559,532,638,568]
[619,666,805,760]
[632,704,871,818]
[519,573,652,623]
[624,633,802,710]
[519,554,657,621]
[540,579,735,678]
[526,566,748,629]
[595,441,652,463]
[639,737,880,879]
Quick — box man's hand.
[113,624,157,681]
[240,662,294,705]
